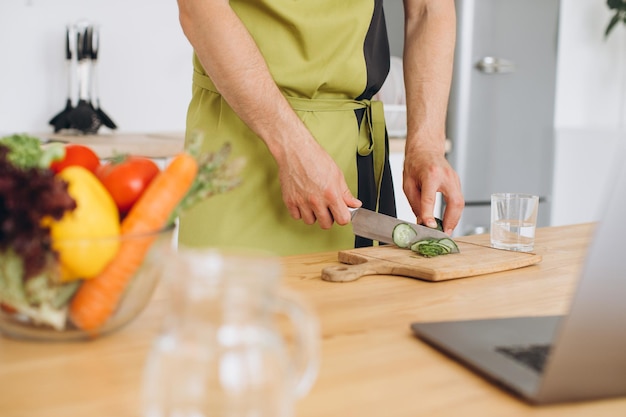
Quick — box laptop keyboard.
[495,344,552,373]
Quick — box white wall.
[552,0,626,225]
[0,0,192,134]
[555,0,626,128]
[1,0,625,226]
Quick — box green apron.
[178,0,391,255]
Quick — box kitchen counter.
[41,131,185,160]
[40,131,411,159]
[1,223,625,416]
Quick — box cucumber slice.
[437,238,459,252]
[392,223,418,248]
[410,239,452,258]
[393,222,459,257]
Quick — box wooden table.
[2,223,625,416]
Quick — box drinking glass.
[490,193,539,252]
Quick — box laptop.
[411,144,626,405]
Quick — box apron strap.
[193,71,386,209]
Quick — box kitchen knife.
[349,207,460,252]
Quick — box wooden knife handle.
[321,260,391,282]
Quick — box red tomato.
[50,144,101,173]
[96,156,161,214]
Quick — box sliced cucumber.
[437,238,459,253]
[410,240,451,258]
[393,221,459,257]
[392,223,418,248]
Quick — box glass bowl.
[0,225,175,341]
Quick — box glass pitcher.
[142,248,319,417]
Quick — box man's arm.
[177,0,360,228]
[402,0,464,235]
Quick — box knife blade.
[349,207,459,252]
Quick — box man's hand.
[276,137,361,229]
[403,150,464,236]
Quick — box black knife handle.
[65,26,72,61]
[90,25,99,60]
[83,25,93,60]
[75,28,84,61]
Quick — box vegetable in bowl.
[0,133,65,169]
[0,143,77,329]
[0,133,245,340]
[0,226,175,338]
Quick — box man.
[176,0,464,255]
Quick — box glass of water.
[490,193,539,252]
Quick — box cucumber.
[410,240,451,258]
[393,220,460,258]
[437,238,459,253]
[392,223,418,248]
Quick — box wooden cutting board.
[321,240,542,282]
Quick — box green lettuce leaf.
[0,249,79,330]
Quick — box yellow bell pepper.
[48,166,121,281]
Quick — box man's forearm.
[177,0,312,163]
[402,0,456,155]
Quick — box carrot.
[68,152,199,332]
